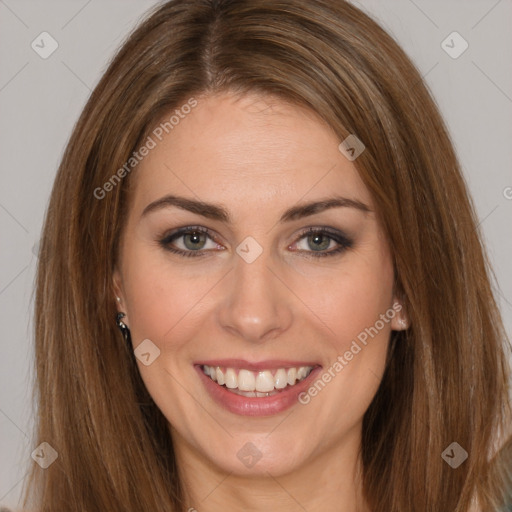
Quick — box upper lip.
[195,359,321,371]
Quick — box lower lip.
[195,365,322,416]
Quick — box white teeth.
[274,368,288,389]
[202,364,314,394]
[238,369,256,391]
[229,388,277,398]
[224,368,237,389]
[297,366,308,380]
[255,370,275,392]
[287,367,297,386]
[216,367,225,386]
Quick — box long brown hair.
[23,0,511,510]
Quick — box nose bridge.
[216,241,293,343]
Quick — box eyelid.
[293,226,352,244]
[158,225,222,254]
[158,225,353,258]
[289,226,353,257]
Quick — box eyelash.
[158,225,353,259]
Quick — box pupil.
[309,234,329,251]
[184,232,205,250]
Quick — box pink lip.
[194,358,320,371]
[195,363,322,417]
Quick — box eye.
[158,226,353,258]
[290,227,353,258]
[158,226,223,258]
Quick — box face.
[113,92,405,479]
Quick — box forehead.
[128,92,373,219]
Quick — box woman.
[17,0,511,510]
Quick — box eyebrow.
[141,194,371,223]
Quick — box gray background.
[1,0,511,507]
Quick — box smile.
[202,364,314,397]
[195,360,322,416]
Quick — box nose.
[216,246,294,344]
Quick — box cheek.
[294,251,395,350]
[123,236,395,351]
[296,252,394,423]
[121,243,222,349]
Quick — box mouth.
[195,360,322,416]
[201,364,314,397]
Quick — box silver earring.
[116,312,131,344]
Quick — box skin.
[113,91,408,512]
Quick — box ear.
[390,297,409,331]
